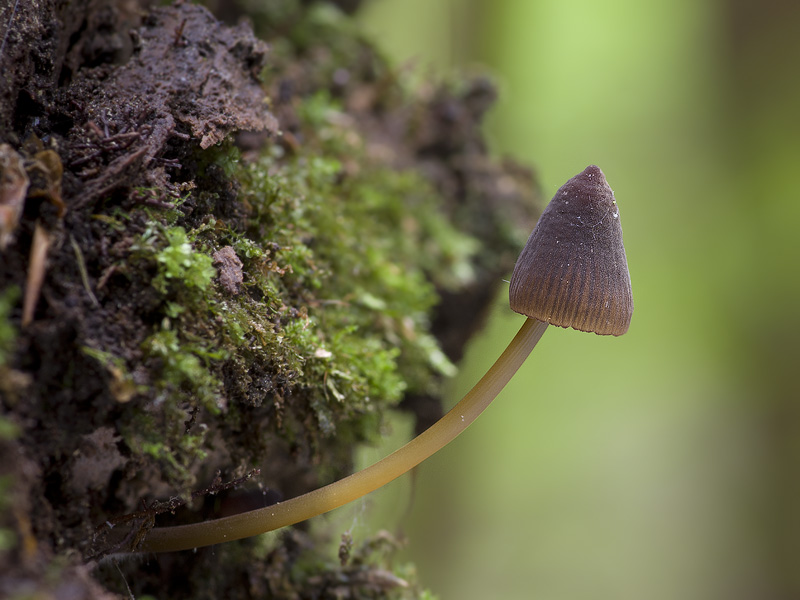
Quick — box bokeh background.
[342,1,798,598]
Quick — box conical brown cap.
[509,165,633,336]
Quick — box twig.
[88,469,261,559]
[70,234,100,307]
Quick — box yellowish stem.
[137,317,548,553]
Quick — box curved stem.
[137,317,548,553]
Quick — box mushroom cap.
[509,165,633,336]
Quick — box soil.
[0,0,540,597]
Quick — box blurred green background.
[347,0,800,598]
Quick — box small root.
[22,221,50,327]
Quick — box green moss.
[0,407,19,554]
[0,286,19,366]
[137,225,216,298]
[0,286,19,551]
[225,117,473,440]
[141,328,224,411]
[81,346,142,403]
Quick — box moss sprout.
[0,286,19,366]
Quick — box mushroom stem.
[136,317,549,553]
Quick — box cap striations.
[509,165,633,336]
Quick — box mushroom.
[121,165,633,554]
